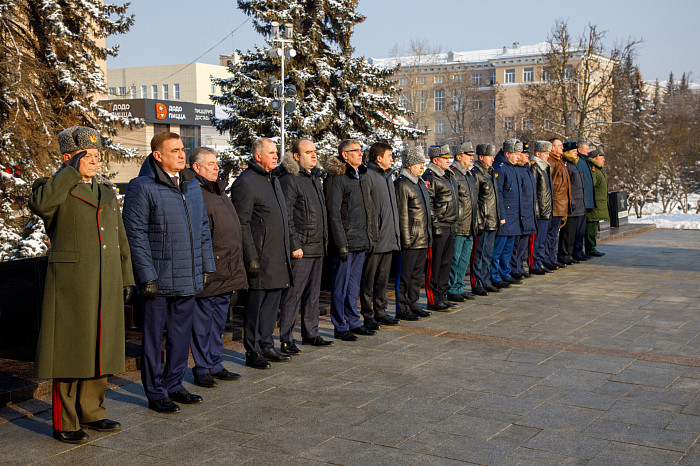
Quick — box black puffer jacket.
[565,157,586,217]
[471,160,500,232]
[530,157,553,220]
[394,168,432,249]
[278,154,327,258]
[324,156,373,253]
[230,160,292,290]
[451,162,479,237]
[421,162,458,234]
[365,161,400,253]
[191,172,248,297]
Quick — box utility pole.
[268,21,296,154]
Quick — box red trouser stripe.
[470,234,478,288]
[527,233,535,269]
[425,247,435,305]
[52,379,62,431]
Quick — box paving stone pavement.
[1,229,699,465]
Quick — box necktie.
[170,175,180,192]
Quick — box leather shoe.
[263,348,291,362]
[148,397,181,413]
[413,308,432,317]
[545,262,559,270]
[505,277,522,285]
[461,292,476,300]
[375,315,400,325]
[280,340,302,355]
[447,293,465,302]
[521,272,532,278]
[471,287,488,296]
[168,389,203,404]
[484,284,501,293]
[589,250,605,257]
[334,330,358,341]
[53,429,89,444]
[511,272,523,279]
[81,419,121,432]
[396,311,420,321]
[302,336,334,346]
[212,368,241,381]
[246,352,271,369]
[194,373,217,388]
[443,300,457,307]
[554,261,567,268]
[531,267,546,275]
[350,325,377,336]
[573,254,588,261]
[364,318,381,331]
[494,280,511,288]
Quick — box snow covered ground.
[627,193,700,229]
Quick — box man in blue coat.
[123,132,216,414]
[492,139,523,289]
[573,141,595,261]
[510,143,537,279]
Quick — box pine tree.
[212,0,420,175]
[0,1,139,259]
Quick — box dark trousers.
[471,230,496,289]
[244,289,283,354]
[52,376,107,431]
[585,221,600,254]
[360,251,394,320]
[191,292,232,378]
[510,234,530,275]
[396,249,427,316]
[425,225,456,306]
[141,296,195,401]
[492,235,515,283]
[330,251,364,332]
[448,235,473,295]
[532,218,550,269]
[279,257,323,341]
[558,215,581,260]
[546,217,562,264]
[574,212,588,256]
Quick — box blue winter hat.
[563,141,578,152]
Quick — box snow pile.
[627,193,700,229]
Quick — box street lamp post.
[268,21,296,154]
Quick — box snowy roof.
[369,42,554,68]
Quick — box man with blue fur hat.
[510,142,537,279]
[573,141,595,261]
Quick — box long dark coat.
[29,167,134,378]
[471,160,500,232]
[365,161,400,253]
[394,168,432,250]
[451,162,479,237]
[494,151,523,236]
[515,163,537,235]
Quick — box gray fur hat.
[451,142,474,156]
[57,126,101,154]
[428,144,451,159]
[476,143,496,156]
[402,146,426,167]
[533,140,552,153]
[502,138,523,153]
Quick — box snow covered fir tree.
[212,0,421,175]
[0,1,140,260]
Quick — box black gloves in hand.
[140,280,158,299]
[247,259,261,278]
[123,285,136,304]
[338,247,349,262]
[367,244,375,256]
[67,150,87,170]
[202,272,213,289]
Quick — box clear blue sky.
[106,0,699,81]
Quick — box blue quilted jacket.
[122,155,215,296]
[494,150,523,237]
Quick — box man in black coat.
[188,147,248,388]
[558,141,586,265]
[422,144,459,311]
[361,142,401,329]
[277,139,333,354]
[231,138,293,369]
[529,140,555,275]
[324,139,376,341]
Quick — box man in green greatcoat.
[585,148,609,257]
[29,126,135,444]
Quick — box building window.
[434,89,445,112]
[418,77,426,85]
[472,99,482,111]
[130,86,137,98]
[163,84,169,100]
[490,95,496,110]
[435,120,445,134]
[152,84,158,99]
[434,76,445,84]
[452,74,463,82]
[565,65,573,80]
[452,89,463,111]
[400,94,410,109]
[416,90,427,112]
[472,73,482,86]
[505,69,515,84]
[451,120,461,134]
[489,70,496,85]
[542,67,552,81]
[523,67,534,82]
[180,125,201,156]
[174,83,180,100]
[505,117,515,131]
[109,87,117,96]
[521,117,533,131]
[141,85,147,98]
[399,77,409,85]
[153,123,171,134]
[118,86,126,96]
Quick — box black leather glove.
[338,247,349,262]
[570,201,576,212]
[140,280,158,299]
[123,285,136,304]
[433,226,443,238]
[367,243,375,255]
[247,259,260,278]
[202,272,213,289]
[67,150,87,170]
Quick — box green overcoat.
[29,167,135,379]
[587,163,610,222]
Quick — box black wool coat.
[365,161,400,254]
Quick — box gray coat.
[365,161,400,253]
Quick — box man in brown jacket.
[545,138,571,270]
